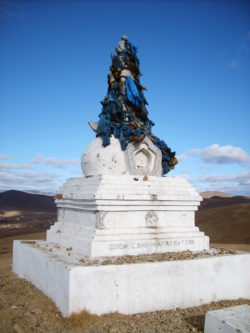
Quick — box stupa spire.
[90,36,178,174]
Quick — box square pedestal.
[47,175,209,257]
[13,240,250,317]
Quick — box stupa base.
[46,175,209,257]
[13,240,250,317]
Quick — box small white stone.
[205,304,250,333]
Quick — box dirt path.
[0,233,249,333]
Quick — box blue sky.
[0,0,249,195]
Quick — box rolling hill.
[0,190,56,212]
[196,196,250,244]
[0,190,249,244]
[0,190,57,239]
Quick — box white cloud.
[200,164,218,170]
[0,163,34,171]
[199,164,218,175]
[0,154,81,192]
[30,154,44,164]
[190,144,250,164]
[45,157,80,169]
[0,154,16,161]
[191,171,250,196]
[30,155,80,169]
[198,171,250,185]
[176,153,188,162]
[0,170,60,193]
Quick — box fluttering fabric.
[95,37,178,174]
[125,77,142,107]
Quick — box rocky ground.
[17,240,241,267]
[1,233,250,332]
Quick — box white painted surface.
[126,136,162,176]
[13,241,250,317]
[81,136,128,176]
[47,175,209,256]
[81,136,162,177]
[205,305,250,333]
[13,241,70,315]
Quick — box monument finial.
[89,37,178,174]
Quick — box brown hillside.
[196,202,250,244]
[200,191,233,199]
[1,190,249,244]
[0,190,57,239]
[199,196,250,211]
[0,190,56,212]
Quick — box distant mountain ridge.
[199,195,250,211]
[0,190,56,212]
[25,190,54,196]
[200,191,233,199]
[0,190,249,244]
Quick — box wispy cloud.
[0,163,34,171]
[30,154,80,169]
[176,144,250,195]
[191,171,250,196]
[176,153,188,162]
[197,171,250,185]
[0,154,81,192]
[190,144,250,165]
[0,154,16,161]
[30,154,44,164]
[0,170,60,193]
[45,157,80,169]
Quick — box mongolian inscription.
[108,239,195,251]
[109,243,128,250]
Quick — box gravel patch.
[20,240,239,267]
[0,262,249,333]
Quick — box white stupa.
[13,36,250,317]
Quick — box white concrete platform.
[205,304,250,333]
[13,240,250,317]
[47,175,209,257]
